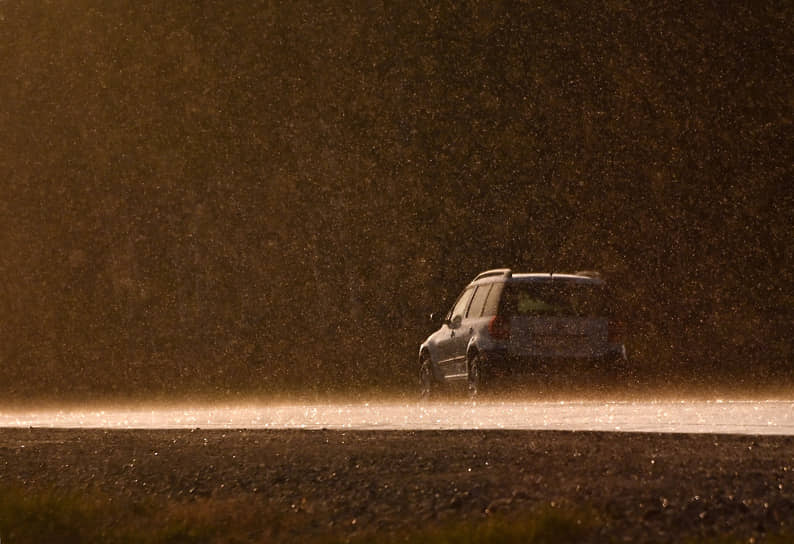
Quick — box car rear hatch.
[508,316,609,358]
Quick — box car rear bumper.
[481,345,627,377]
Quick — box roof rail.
[574,270,602,279]
[472,268,513,282]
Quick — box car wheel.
[419,354,436,399]
[467,352,486,399]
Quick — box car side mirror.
[448,315,462,329]
[429,312,442,327]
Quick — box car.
[418,268,629,397]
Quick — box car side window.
[482,282,503,317]
[448,287,475,322]
[467,284,491,318]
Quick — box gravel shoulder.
[1,428,793,542]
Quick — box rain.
[0,2,791,542]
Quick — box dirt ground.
[1,428,793,542]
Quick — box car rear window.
[499,282,609,317]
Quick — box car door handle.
[450,331,455,338]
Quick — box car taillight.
[608,319,626,343]
[489,315,511,340]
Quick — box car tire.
[467,352,486,399]
[419,354,437,399]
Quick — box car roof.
[510,273,604,285]
[468,269,605,286]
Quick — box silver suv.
[419,269,629,396]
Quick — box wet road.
[2,399,794,434]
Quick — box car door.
[435,287,474,377]
[445,284,492,378]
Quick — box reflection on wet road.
[2,399,794,435]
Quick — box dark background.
[1,1,791,400]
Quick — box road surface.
[2,399,794,434]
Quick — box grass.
[0,487,596,544]
[0,487,230,544]
[353,507,598,544]
[1,486,792,544]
